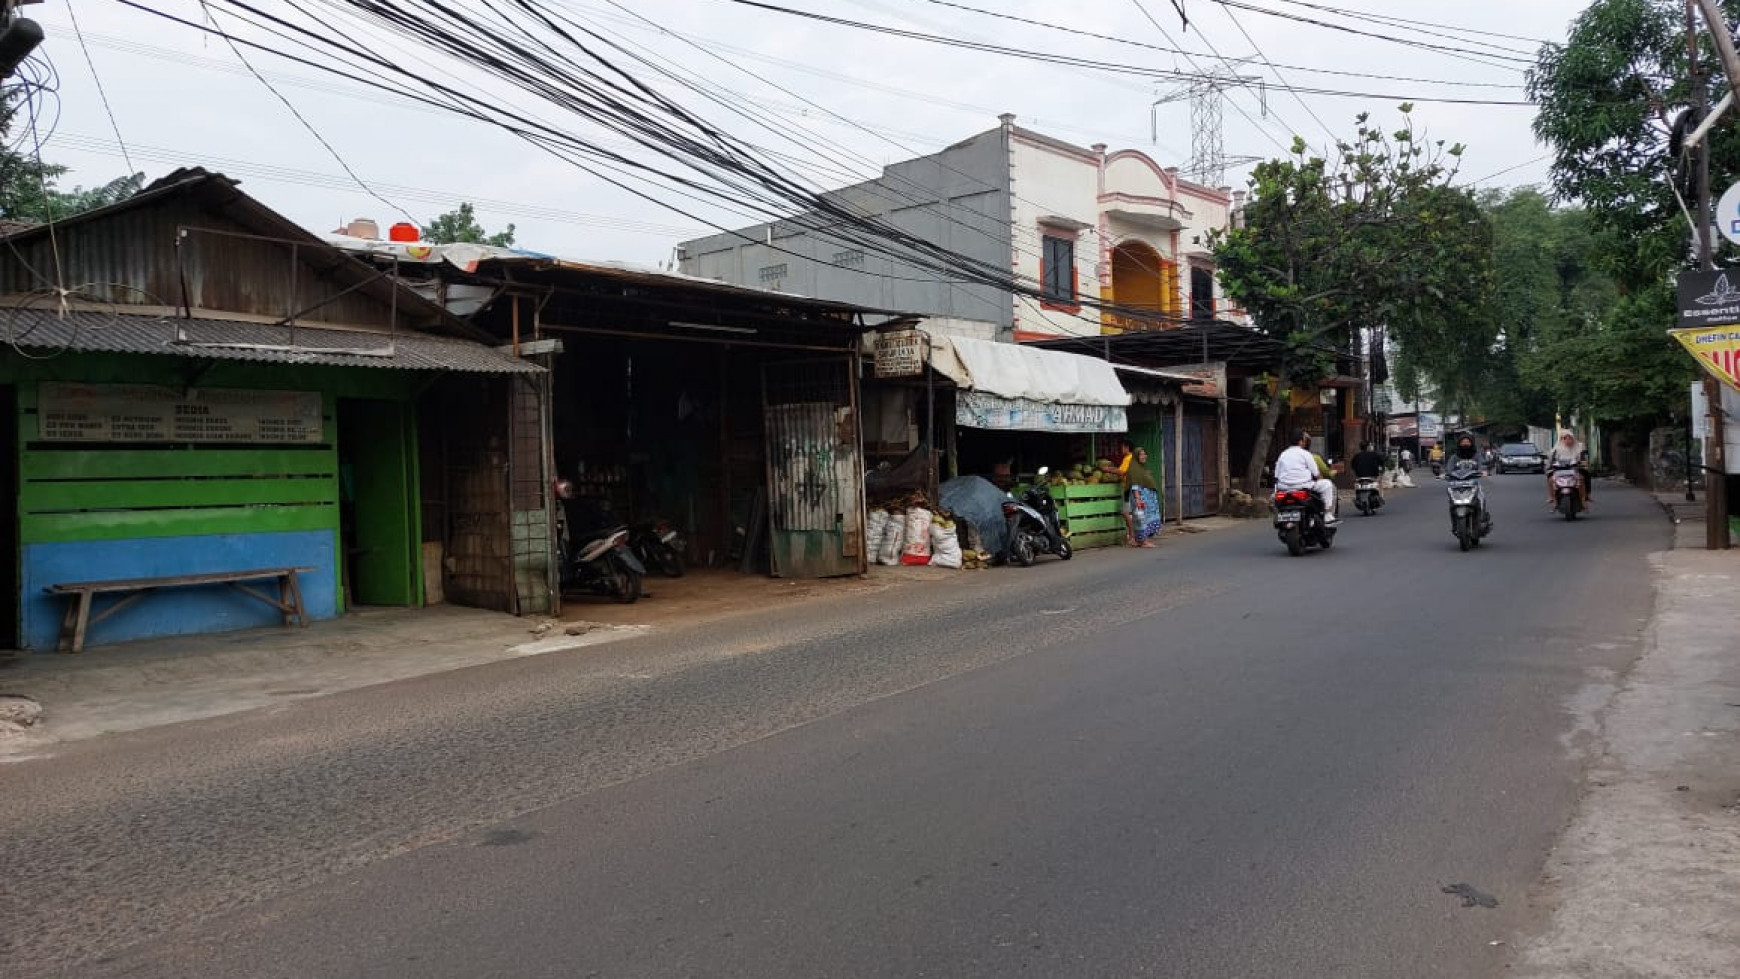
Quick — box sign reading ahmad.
[956,390,1128,433]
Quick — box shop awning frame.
[1025,321,1320,372]
[3,309,541,374]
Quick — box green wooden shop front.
[0,353,427,650]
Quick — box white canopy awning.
[925,334,1131,433]
[928,335,1131,407]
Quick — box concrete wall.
[678,121,1248,342]
[1009,132,1103,338]
[679,129,1013,338]
[1177,180,1240,323]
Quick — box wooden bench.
[46,567,315,653]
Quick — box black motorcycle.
[556,492,646,603]
[630,519,686,578]
[1272,487,1336,556]
[1002,467,1073,567]
[1443,460,1493,551]
[1354,477,1384,516]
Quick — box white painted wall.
[1178,182,1245,324]
[1008,133,1102,337]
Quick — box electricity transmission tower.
[1151,69,1267,186]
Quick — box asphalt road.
[1,472,1668,978]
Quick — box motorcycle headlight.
[1448,483,1478,504]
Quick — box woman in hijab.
[1125,445,1162,547]
[1546,431,1589,508]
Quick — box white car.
[1495,443,1546,474]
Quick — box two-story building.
[677,114,1244,342]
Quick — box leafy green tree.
[1526,0,1723,425]
[0,91,143,223]
[1213,107,1492,490]
[0,91,68,222]
[422,202,515,247]
[6,173,145,224]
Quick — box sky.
[20,0,1591,264]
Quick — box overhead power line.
[196,1,416,224]
[63,0,133,175]
[1131,0,1295,160]
[130,0,1214,326]
[894,0,1523,89]
[1462,154,1551,188]
[47,131,709,236]
[1216,2,1337,143]
[713,0,1536,105]
[1268,0,1552,49]
[1205,1,1536,68]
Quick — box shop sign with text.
[1669,325,1740,391]
[37,383,325,443]
[1675,269,1740,330]
[956,391,1128,433]
[872,330,925,378]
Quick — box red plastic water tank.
[388,221,419,242]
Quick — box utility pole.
[1690,0,1731,549]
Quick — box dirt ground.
[558,564,962,630]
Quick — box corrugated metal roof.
[320,234,912,319]
[1,309,540,374]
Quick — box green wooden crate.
[1059,483,1122,500]
[1060,498,1121,518]
[1062,514,1124,534]
[1067,529,1126,550]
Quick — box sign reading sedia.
[1668,326,1740,391]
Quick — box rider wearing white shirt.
[1275,431,1338,522]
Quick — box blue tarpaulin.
[939,475,1010,557]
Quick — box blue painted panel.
[19,530,339,651]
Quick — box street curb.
[1652,495,1683,525]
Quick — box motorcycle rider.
[1444,434,1492,531]
[1545,431,1590,509]
[1275,430,1337,523]
[1350,441,1384,482]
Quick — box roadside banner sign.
[1674,268,1740,330]
[1668,325,1740,391]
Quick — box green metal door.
[340,399,420,607]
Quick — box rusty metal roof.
[0,169,471,335]
[1,309,540,374]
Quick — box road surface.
[1,473,1667,978]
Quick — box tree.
[6,173,145,224]
[422,202,515,247]
[0,90,67,222]
[1400,188,1618,431]
[1213,107,1493,491]
[0,91,143,223]
[1526,0,1725,426]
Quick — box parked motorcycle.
[1272,486,1336,556]
[631,519,687,577]
[554,484,645,603]
[1354,477,1384,516]
[1003,467,1073,567]
[1443,460,1492,552]
[1550,464,1585,521]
